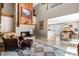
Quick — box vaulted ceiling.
[33,3,39,7]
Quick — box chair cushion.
[21,39,33,48]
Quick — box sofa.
[1,37,18,51]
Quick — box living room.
[0,3,79,56]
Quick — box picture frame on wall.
[17,3,33,27]
[39,20,44,30]
[21,7,31,17]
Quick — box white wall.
[48,13,79,47]
[0,3,15,32]
[48,13,79,33]
[2,3,14,15]
[48,13,79,38]
[1,16,14,32]
[48,13,79,25]
[34,4,47,36]
[47,3,79,19]
[35,3,79,37]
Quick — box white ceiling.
[33,3,62,8]
[48,3,62,8]
[33,3,39,7]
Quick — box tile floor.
[0,36,77,56]
[0,41,65,56]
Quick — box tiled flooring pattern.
[0,41,66,56]
[0,36,77,56]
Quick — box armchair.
[1,37,19,51]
